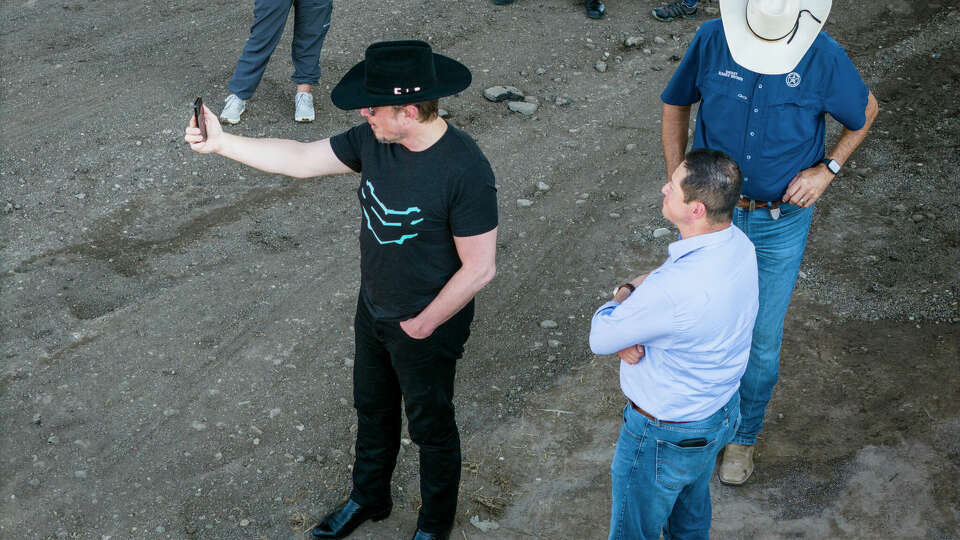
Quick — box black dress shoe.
[310,499,392,539]
[585,0,605,19]
[410,529,450,540]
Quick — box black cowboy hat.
[331,40,472,110]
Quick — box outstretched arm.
[184,105,354,178]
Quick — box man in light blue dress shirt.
[590,148,759,539]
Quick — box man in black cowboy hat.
[185,40,498,540]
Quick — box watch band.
[821,158,841,175]
[613,282,635,297]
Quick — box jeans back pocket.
[655,438,719,490]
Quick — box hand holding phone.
[193,97,207,141]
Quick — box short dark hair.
[393,99,439,122]
[680,148,742,223]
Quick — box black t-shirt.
[330,122,498,319]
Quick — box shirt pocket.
[761,91,823,155]
[699,73,750,109]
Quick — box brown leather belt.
[630,400,690,424]
[736,196,779,210]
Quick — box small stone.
[74,193,86,200]
[269,408,281,419]
[507,101,538,115]
[516,198,534,208]
[239,519,249,527]
[624,36,645,47]
[536,182,551,191]
[535,67,546,75]
[643,48,653,55]
[911,214,925,222]
[653,228,672,239]
[163,408,178,417]
[483,85,524,102]
[47,435,59,444]
[892,204,907,212]
[3,202,12,213]
[931,52,941,59]
[470,515,500,532]
[344,357,354,367]
[155,526,165,533]
[610,212,621,218]
[625,143,637,151]
[438,108,449,118]
[74,470,87,479]
[548,339,561,348]
[253,438,260,446]
[539,320,558,329]
[523,95,540,104]
[554,96,570,106]
[401,438,412,446]
[704,6,719,14]
[32,413,41,425]
[594,61,608,73]
[191,421,207,431]
[654,36,667,44]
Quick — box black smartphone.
[193,97,207,141]
[676,438,708,448]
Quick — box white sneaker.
[295,92,315,123]
[220,94,246,125]
[718,443,755,485]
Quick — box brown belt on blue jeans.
[630,400,691,424]
[736,196,779,210]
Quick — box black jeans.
[349,295,474,533]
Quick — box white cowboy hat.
[720,0,832,75]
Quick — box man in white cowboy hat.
[658,0,878,486]
[185,40,498,540]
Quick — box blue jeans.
[228,0,333,99]
[731,202,814,445]
[609,394,740,540]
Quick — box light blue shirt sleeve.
[589,282,676,355]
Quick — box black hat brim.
[331,53,472,110]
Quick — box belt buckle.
[770,206,781,220]
[748,199,756,211]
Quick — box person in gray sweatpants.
[220,0,333,124]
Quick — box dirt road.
[2,0,957,538]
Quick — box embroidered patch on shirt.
[785,72,802,87]
[718,69,744,81]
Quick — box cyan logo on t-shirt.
[360,180,423,245]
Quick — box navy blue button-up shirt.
[661,19,869,201]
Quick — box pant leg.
[227,0,294,99]
[663,396,739,540]
[384,302,474,533]
[608,407,665,540]
[349,296,402,508]
[732,203,814,445]
[290,0,332,84]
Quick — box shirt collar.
[667,225,735,262]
